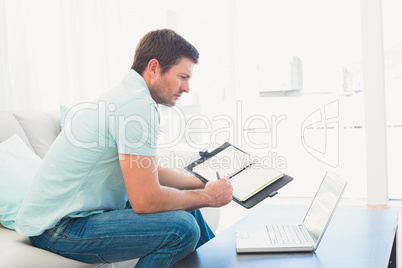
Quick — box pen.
[216,171,221,180]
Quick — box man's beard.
[149,75,175,107]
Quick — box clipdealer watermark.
[63,100,340,171]
[63,101,288,171]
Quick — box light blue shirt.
[15,70,160,236]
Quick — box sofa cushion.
[0,134,42,229]
[0,225,95,268]
[13,111,61,158]
[0,112,34,151]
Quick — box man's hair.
[131,29,199,75]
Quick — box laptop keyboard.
[266,225,308,245]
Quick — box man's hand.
[203,179,233,207]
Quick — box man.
[15,29,233,267]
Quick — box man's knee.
[168,211,200,250]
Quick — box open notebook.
[192,145,284,202]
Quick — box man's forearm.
[134,186,210,213]
[158,166,205,190]
[120,154,232,214]
[133,179,232,214]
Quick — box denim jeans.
[29,209,214,267]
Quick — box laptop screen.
[303,172,347,245]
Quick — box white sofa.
[0,110,220,268]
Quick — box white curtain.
[0,0,235,112]
[0,0,167,111]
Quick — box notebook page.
[192,146,250,181]
[231,168,283,201]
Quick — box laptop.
[235,171,347,253]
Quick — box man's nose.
[181,81,190,93]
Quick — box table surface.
[172,205,398,268]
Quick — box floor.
[214,197,401,266]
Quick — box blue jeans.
[29,209,214,267]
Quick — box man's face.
[149,57,194,107]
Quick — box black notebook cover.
[185,142,293,209]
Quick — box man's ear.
[142,59,161,87]
[147,59,160,77]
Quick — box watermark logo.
[301,100,339,167]
[62,100,289,171]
